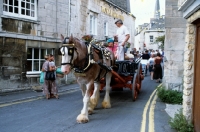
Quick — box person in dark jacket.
[142,50,150,60]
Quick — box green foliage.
[155,35,165,49]
[169,109,194,132]
[157,86,183,104]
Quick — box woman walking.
[153,53,162,83]
[42,54,58,99]
[42,55,51,99]
[49,54,59,99]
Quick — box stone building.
[69,0,135,44]
[178,0,200,131]
[0,0,70,92]
[164,0,200,131]
[135,0,165,51]
[163,0,186,90]
[144,17,165,50]
[0,0,135,92]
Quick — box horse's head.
[60,34,77,74]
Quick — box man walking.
[114,19,130,60]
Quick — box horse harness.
[60,38,112,78]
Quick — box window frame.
[150,35,154,42]
[3,0,37,21]
[27,48,54,72]
[104,22,108,36]
[90,14,97,35]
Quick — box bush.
[169,109,194,132]
[157,86,183,104]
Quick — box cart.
[99,58,144,101]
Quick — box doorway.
[193,19,200,132]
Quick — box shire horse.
[60,35,114,123]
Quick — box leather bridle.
[60,37,76,66]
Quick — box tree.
[155,35,165,49]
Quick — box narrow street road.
[0,75,174,132]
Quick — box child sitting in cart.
[106,38,118,58]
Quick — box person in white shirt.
[148,54,155,80]
[114,19,130,60]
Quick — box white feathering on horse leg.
[88,82,100,114]
[80,84,86,97]
[102,72,112,109]
[77,94,89,123]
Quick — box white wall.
[144,31,165,50]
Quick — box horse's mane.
[71,37,88,68]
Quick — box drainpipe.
[67,0,71,36]
[65,0,71,83]
[56,0,58,39]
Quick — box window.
[150,35,154,42]
[90,15,97,35]
[104,22,108,36]
[27,48,54,72]
[3,0,37,20]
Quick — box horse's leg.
[88,82,100,114]
[76,82,93,123]
[80,84,86,97]
[102,72,112,109]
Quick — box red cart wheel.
[137,63,143,92]
[132,73,138,101]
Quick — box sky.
[130,0,165,27]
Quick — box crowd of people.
[130,48,164,83]
[106,18,164,83]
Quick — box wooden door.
[193,21,200,132]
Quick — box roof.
[104,0,136,18]
[149,17,165,30]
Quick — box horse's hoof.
[102,101,111,109]
[76,114,89,123]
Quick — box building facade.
[0,0,69,91]
[178,0,200,131]
[135,0,165,51]
[0,0,135,92]
[135,23,150,51]
[69,0,135,44]
[144,17,165,50]
[163,0,186,91]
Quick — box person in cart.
[106,38,117,58]
[114,19,130,60]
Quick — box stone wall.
[69,0,135,45]
[163,0,186,90]
[37,0,69,38]
[0,37,28,90]
[0,0,71,92]
[182,9,200,121]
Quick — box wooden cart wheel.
[132,73,138,101]
[137,63,143,91]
